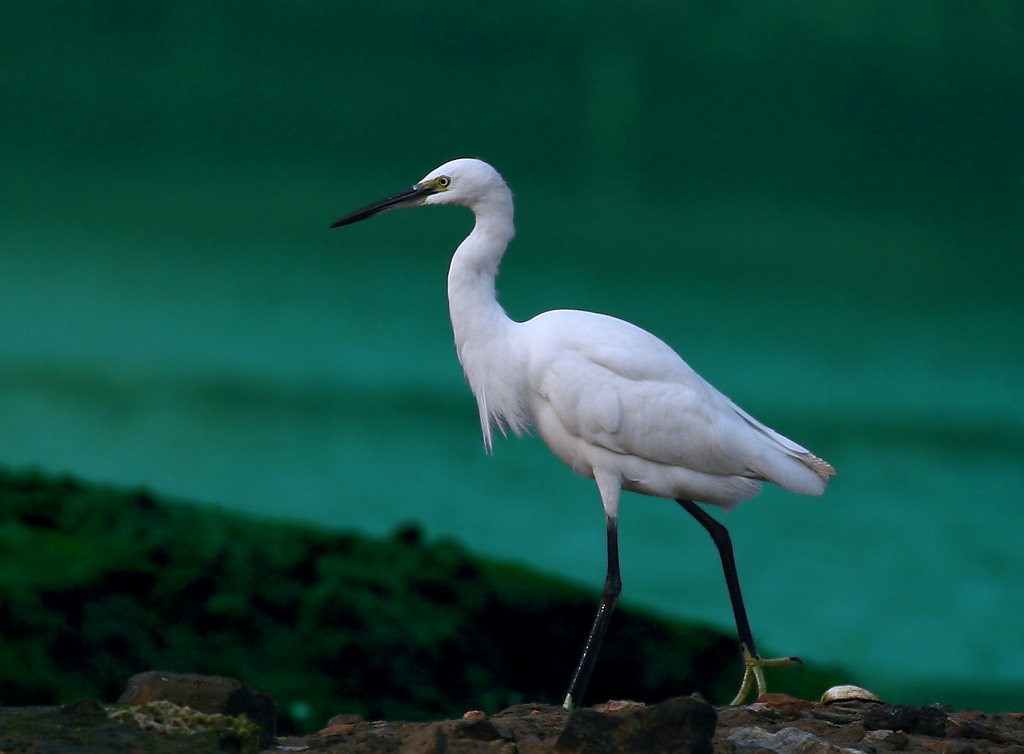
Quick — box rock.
[556,708,620,753]
[0,700,261,753]
[728,726,864,754]
[556,695,717,754]
[325,712,366,727]
[592,700,647,714]
[449,716,504,741]
[399,722,448,754]
[5,678,1024,754]
[118,671,277,748]
[863,705,950,737]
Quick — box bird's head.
[330,158,511,228]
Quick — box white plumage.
[430,158,833,508]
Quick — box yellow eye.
[437,176,451,189]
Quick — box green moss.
[0,701,259,754]
[108,700,260,744]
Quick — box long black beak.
[330,183,436,228]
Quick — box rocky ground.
[0,672,1021,754]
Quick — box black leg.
[675,499,757,654]
[563,514,621,709]
[676,498,799,704]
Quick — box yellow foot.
[729,644,802,705]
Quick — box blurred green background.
[1,1,1022,712]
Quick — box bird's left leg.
[563,512,621,710]
[676,499,800,705]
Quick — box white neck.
[447,212,514,338]
[446,191,529,449]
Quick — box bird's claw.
[729,644,802,706]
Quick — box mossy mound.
[107,699,260,743]
[0,466,843,733]
[0,698,260,754]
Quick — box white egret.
[331,158,836,709]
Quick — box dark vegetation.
[0,466,842,733]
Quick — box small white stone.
[820,685,884,704]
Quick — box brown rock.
[118,671,277,748]
[399,722,448,754]
[864,705,949,737]
[557,695,717,754]
[326,712,366,726]
[448,716,504,741]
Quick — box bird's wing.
[525,311,832,492]
[537,347,754,477]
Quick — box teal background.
[2,3,1022,710]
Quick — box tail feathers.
[777,450,836,497]
[733,407,836,497]
[758,451,832,497]
[806,454,837,482]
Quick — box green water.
[2,1,1022,713]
